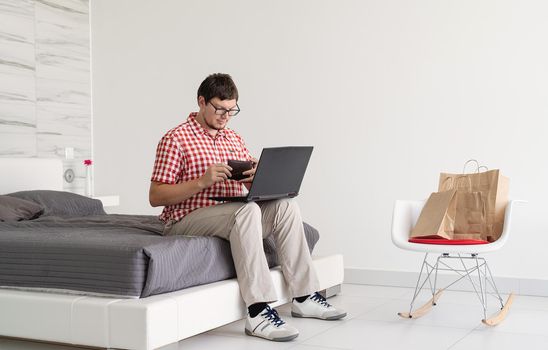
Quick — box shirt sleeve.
[151,135,185,184]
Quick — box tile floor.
[1,284,548,350]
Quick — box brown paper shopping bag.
[438,175,487,240]
[453,190,486,240]
[411,189,457,240]
[439,164,509,242]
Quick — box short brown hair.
[197,73,239,103]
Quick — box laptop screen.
[248,146,313,199]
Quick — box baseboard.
[344,268,548,297]
[320,284,342,299]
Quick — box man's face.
[199,97,238,131]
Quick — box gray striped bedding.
[0,214,319,298]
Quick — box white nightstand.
[92,195,120,207]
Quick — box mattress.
[0,215,319,298]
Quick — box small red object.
[84,159,93,166]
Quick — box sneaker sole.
[245,328,299,342]
[291,311,347,320]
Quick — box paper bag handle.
[462,159,480,174]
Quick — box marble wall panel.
[0,0,91,193]
[0,0,35,75]
[0,132,36,156]
[36,78,91,135]
[34,0,90,83]
[0,72,36,135]
[0,0,37,157]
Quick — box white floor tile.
[409,302,489,330]
[287,344,351,350]
[161,333,295,350]
[450,330,548,350]
[302,318,470,350]
[473,307,548,336]
[341,284,410,299]
[511,294,548,311]
[399,288,511,307]
[356,296,493,330]
[208,318,248,338]
[441,290,510,307]
[0,338,80,350]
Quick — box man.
[149,73,345,342]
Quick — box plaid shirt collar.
[188,113,226,139]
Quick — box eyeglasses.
[208,101,240,116]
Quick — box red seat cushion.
[409,238,489,245]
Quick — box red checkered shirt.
[151,113,252,223]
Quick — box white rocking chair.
[391,199,524,326]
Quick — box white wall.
[91,0,548,281]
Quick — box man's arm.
[149,179,205,207]
[149,163,233,207]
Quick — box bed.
[0,158,344,350]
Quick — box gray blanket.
[0,215,319,298]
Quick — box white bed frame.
[0,158,344,350]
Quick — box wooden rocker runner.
[482,293,514,326]
[398,289,444,319]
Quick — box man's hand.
[239,157,258,183]
[199,163,232,188]
[149,164,230,207]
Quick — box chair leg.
[398,253,443,319]
[485,261,505,309]
[457,254,486,310]
[474,255,488,320]
[458,254,514,325]
[481,258,514,326]
[408,253,428,315]
[432,255,441,305]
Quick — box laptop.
[210,146,313,202]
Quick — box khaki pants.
[163,198,320,307]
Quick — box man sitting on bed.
[149,73,345,342]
